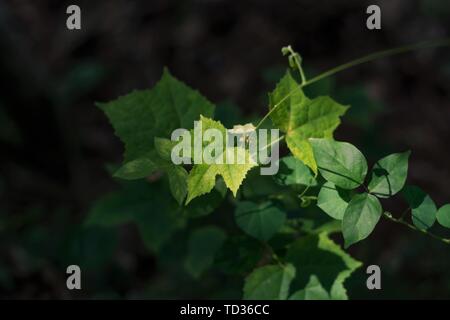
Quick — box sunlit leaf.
[289,275,330,300]
[186,116,256,203]
[317,182,351,220]
[269,71,348,173]
[310,138,367,190]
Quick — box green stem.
[255,38,450,130]
[260,134,285,152]
[298,185,311,199]
[283,45,306,84]
[399,207,410,221]
[263,242,284,266]
[295,57,306,85]
[383,212,450,245]
[300,69,306,85]
[304,39,450,87]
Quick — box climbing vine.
[88,39,450,299]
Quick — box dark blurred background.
[0,0,449,299]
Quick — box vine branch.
[255,38,450,130]
[383,212,450,245]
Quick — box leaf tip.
[344,241,353,249]
[162,66,171,76]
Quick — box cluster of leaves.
[89,47,450,299]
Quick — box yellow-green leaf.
[269,71,348,173]
[186,117,256,204]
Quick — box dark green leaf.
[274,156,317,186]
[403,186,437,230]
[243,264,296,300]
[285,232,361,299]
[99,68,214,176]
[58,226,117,271]
[113,153,166,180]
[214,236,264,275]
[86,180,185,252]
[368,151,410,198]
[342,193,382,248]
[235,201,287,241]
[437,204,450,228]
[184,226,226,278]
[181,180,226,218]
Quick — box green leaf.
[289,275,330,300]
[243,264,296,300]
[86,180,155,227]
[113,152,166,180]
[310,138,367,190]
[437,204,450,228]
[113,139,187,205]
[342,193,382,248]
[186,116,256,203]
[242,167,280,199]
[184,226,226,278]
[59,226,117,271]
[182,179,226,218]
[403,186,437,230]
[235,201,287,241]
[308,220,342,235]
[99,69,214,204]
[368,151,410,198]
[285,232,361,300]
[274,156,317,186]
[317,182,351,220]
[215,100,243,128]
[214,236,264,275]
[86,180,185,252]
[166,165,188,205]
[113,154,188,205]
[98,68,214,174]
[269,71,348,173]
[154,137,178,161]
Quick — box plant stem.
[304,39,450,87]
[298,185,311,199]
[382,212,450,245]
[283,45,306,84]
[263,242,284,266]
[298,60,306,85]
[399,207,410,221]
[255,39,450,245]
[255,38,450,130]
[260,134,285,152]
